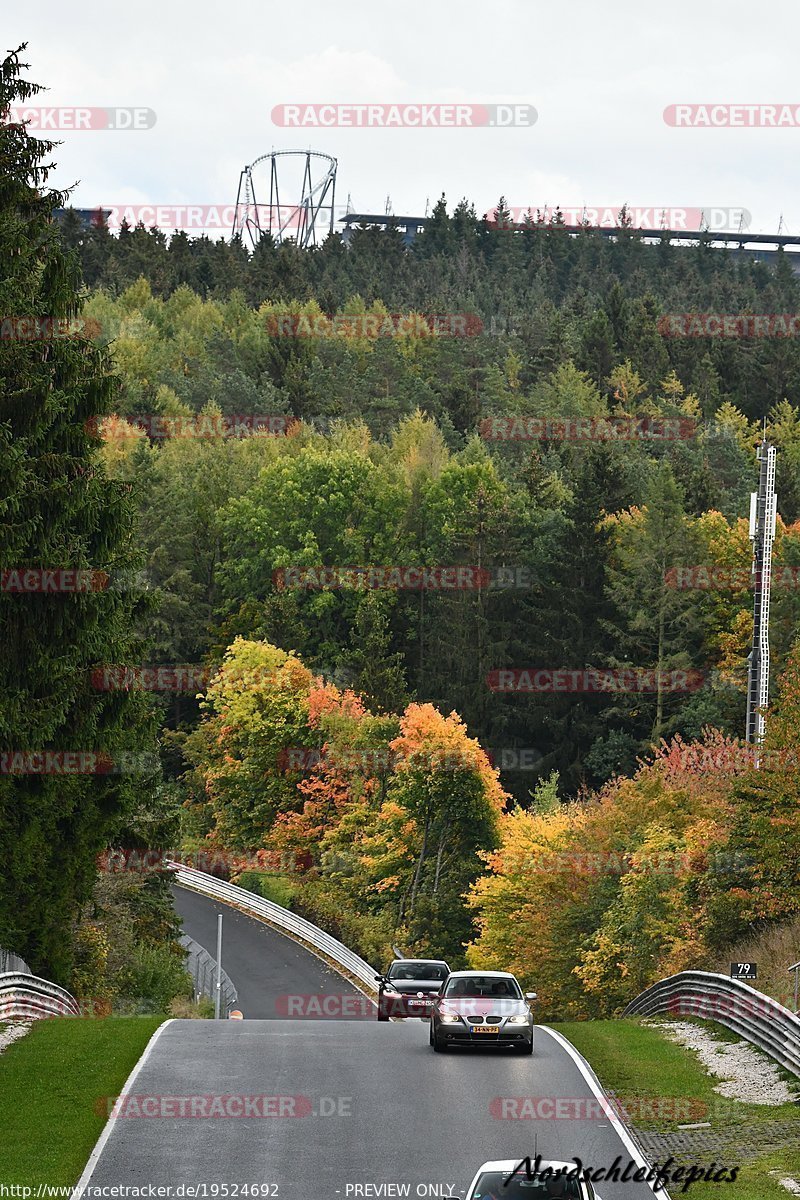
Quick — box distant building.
[53,207,110,230]
[339,211,800,273]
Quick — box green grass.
[550,1018,799,1129]
[685,1150,800,1200]
[550,1018,800,1197]
[0,1016,164,1185]
[551,1018,721,1127]
[235,870,299,908]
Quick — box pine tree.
[601,462,705,744]
[0,47,155,983]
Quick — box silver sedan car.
[429,970,536,1053]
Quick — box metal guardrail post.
[214,913,223,1020]
[180,934,237,1013]
[789,961,800,1014]
[0,948,31,974]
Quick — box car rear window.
[387,962,447,981]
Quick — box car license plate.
[409,999,429,1006]
[472,1025,499,1033]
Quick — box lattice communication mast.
[232,151,337,250]
[745,438,778,757]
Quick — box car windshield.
[387,962,447,981]
[471,1170,588,1199]
[443,976,522,999]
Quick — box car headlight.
[506,1014,531,1025]
[439,1012,462,1024]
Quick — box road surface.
[173,884,370,1020]
[79,883,664,1196]
[83,1019,661,1198]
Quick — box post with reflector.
[789,961,800,1014]
[215,912,223,1020]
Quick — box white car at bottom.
[466,1159,601,1200]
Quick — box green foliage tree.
[0,47,156,982]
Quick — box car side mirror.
[525,991,537,1001]
[375,975,385,985]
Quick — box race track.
[82,1019,660,1198]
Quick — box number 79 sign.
[730,962,757,980]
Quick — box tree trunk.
[409,813,429,915]
[433,832,446,894]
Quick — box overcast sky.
[6,0,799,239]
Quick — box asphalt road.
[173,885,371,1020]
[82,885,665,1197]
[84,1019,661,1198]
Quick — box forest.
[3,43,800,1015]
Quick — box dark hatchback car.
[429,970,536,1052]
[375,959,450,1020]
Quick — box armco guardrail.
[181,933,238,1014]
[623,969,800,1077]
[0,971,81,1021]
[0,947,30,974]
[169,863,380,996]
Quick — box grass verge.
[550,1018,800,1198]
[0,1016,164,1186]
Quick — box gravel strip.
[651,1019,799,1105]
[0,1021,32,1055]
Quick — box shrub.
[117,943,192,1013]
[234,870,298,909]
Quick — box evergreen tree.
[601,462,705,744]
[0,48,155,982]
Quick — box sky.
[5,0,799,239]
